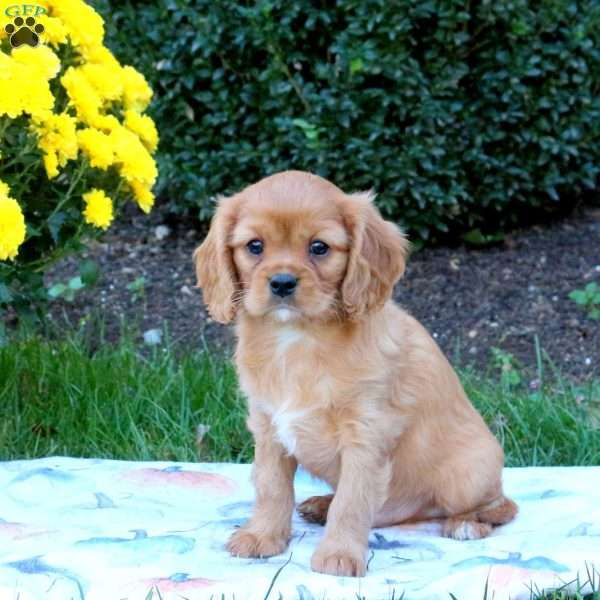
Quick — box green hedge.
[94,0,599,241]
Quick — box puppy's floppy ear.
[193,197,238,324]
[341,191,409,319]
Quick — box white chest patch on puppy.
[264,325,316,455]
[266,397,309,456]
[272,408,301,455]
[276,326,305,356]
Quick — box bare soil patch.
[48,207,600,380]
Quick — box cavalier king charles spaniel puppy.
[194,170,517,577]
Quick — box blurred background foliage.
[93,0,599,242]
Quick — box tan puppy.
[194,170,517,577]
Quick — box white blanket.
[0,457,599,599]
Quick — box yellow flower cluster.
[83,188,113,230]
[77,128,113,170]
[0,0,159,261]
[0,180,26,261]
[36,14,69,47]
[59,54,158,206]
[0,45,60,118]
[48,0,105,55]
[124,110,159,153]
[33,112,79,179]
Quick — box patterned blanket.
[0,457,599,599]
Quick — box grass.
[465,369,600,467]
[1,327,599,464]
[0,327,252,462]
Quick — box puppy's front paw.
[311,541,366,577]
[226,528,289,558]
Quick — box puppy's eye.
[247,239,264,255]
[309,240,329,256]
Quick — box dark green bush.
[94,0,599,241]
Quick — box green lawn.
[1,328,598,465]
[0,329,250,462]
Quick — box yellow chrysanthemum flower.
[109,124,158,186]
[82,188,113,230]
[61,66,102,124]
[33,112,79,179]
[49,0,105,52]
[0,185,27,261]
[0,52,56,118]
[77,128,114,169]
[11,45,61,80]
[43,152,59,179]
[0,55,20,118]
[130,181,155,214]
[121,66,153,111]
[91,114,120,132]
[80,45,120,68]
[36,14,69,47]
[124,110,159,152]
[80,63,124,103]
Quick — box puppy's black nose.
[270,273,297,298]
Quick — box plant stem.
[47,159,88,222]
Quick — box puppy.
[194,171,517,577]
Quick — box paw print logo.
[4,16,45,48]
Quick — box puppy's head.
[194,171,409,324]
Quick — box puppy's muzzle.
[269,273,297,298]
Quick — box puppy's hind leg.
[298,494,334,525]
[476,494,518,526]
[442,518,493,540]
[442,495,518,540]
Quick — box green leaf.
[291,118,311,130]
[48,283,67,299]
[127,277,146,293]
[47,212,68,244]
[79,259,100,286]
[568,290,586,304]
[462,229,504,246]
[546,186,559,202]
[0,283,13,303]
[26,224,42,239]
[350,57,364,75]
[68,276,85,291]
